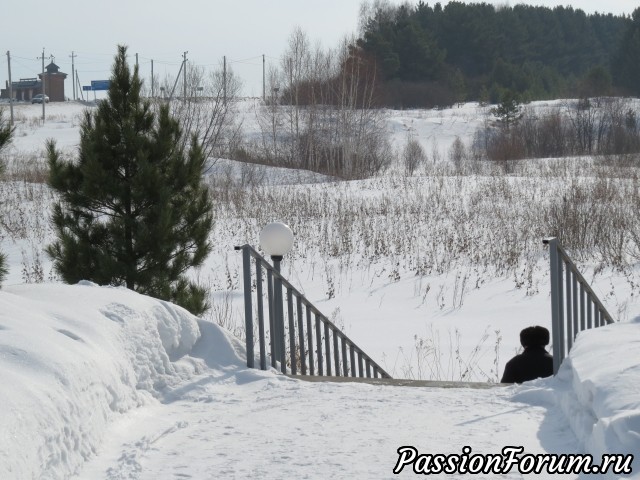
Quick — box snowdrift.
[515,319,640,476]
[555,320,640,473]
[0,282,246,479]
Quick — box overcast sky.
[2,0,635,98]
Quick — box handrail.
[235,244,391,379]
[543,237,614,374]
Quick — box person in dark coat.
[501,326,554,383]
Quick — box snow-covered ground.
[0,100,639,478]
[0,283,637,479]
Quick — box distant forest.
[352,1,640,107]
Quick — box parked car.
[31,94,49,104]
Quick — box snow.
[0,282,637,478]
[0,99,639,478]
[0,282,218,478]
[558,321,640,467]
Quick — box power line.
[11,58,39,75]
[229,55,262,64]
[73,51,115,56]
[75,69,111,73]
[10,55,39,62]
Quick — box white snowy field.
[4,100,640,383]
[0,100,639,478]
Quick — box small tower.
[38,62,67,102]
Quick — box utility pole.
[37,48,47,122]
[151,59,154,98]
[69,51,77,100]
[76,71,84,101]
[262,54,265,101]
[223,55,227,105]
[6,51,14,125]
[135,53,138,69]
[182,51,188,103]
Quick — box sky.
[2,0,636,98]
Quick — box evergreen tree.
[0,109,14,285]
[491,90,522,129]
[613,8,640,95]
[581,65,612,97]
[356,2,630,104]
[47,46,213,315]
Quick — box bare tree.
[403,134,426,175]
[250,30,391,179]
[449,136,467,170]
[253,64,285,164]
[157,61,243,167]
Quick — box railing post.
[572,272,578,345]
[266,268,277,369]
[241,247,254,369]
[287,288,296,375]
[544,238,562,375]
[324,322,332,376]
[349,345,356,378]
[306,307,314,375]
[341,336,349,377]
[580,284,586,331]
[297,297,307,375]
[566,268,573,352]
[255,260,267,370]
[315,314,323,375]
[333,329,340,376]
[557,257,565,366]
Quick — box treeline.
[356,1,640,107]
[477,98,640,163]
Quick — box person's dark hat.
[520,326,550,348]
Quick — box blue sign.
[90,80,110,91]
[82,86,92,91]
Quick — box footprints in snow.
[105,421,189,480]
[56,329,84,342]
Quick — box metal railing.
[235,244,391,379]
[544,237,614,374]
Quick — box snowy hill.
[0,282,243,477]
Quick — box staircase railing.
[543,237,614,374]
[235,244,391,379]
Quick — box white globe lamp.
[260,222,294,261]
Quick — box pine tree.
[0,109,14,285]
[47,46,213,315]
[613,8,640,95]
[491,90,523,130]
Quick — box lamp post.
[260,222,294,371]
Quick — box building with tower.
[1,61,67,102]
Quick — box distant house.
[1,62,67,102]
